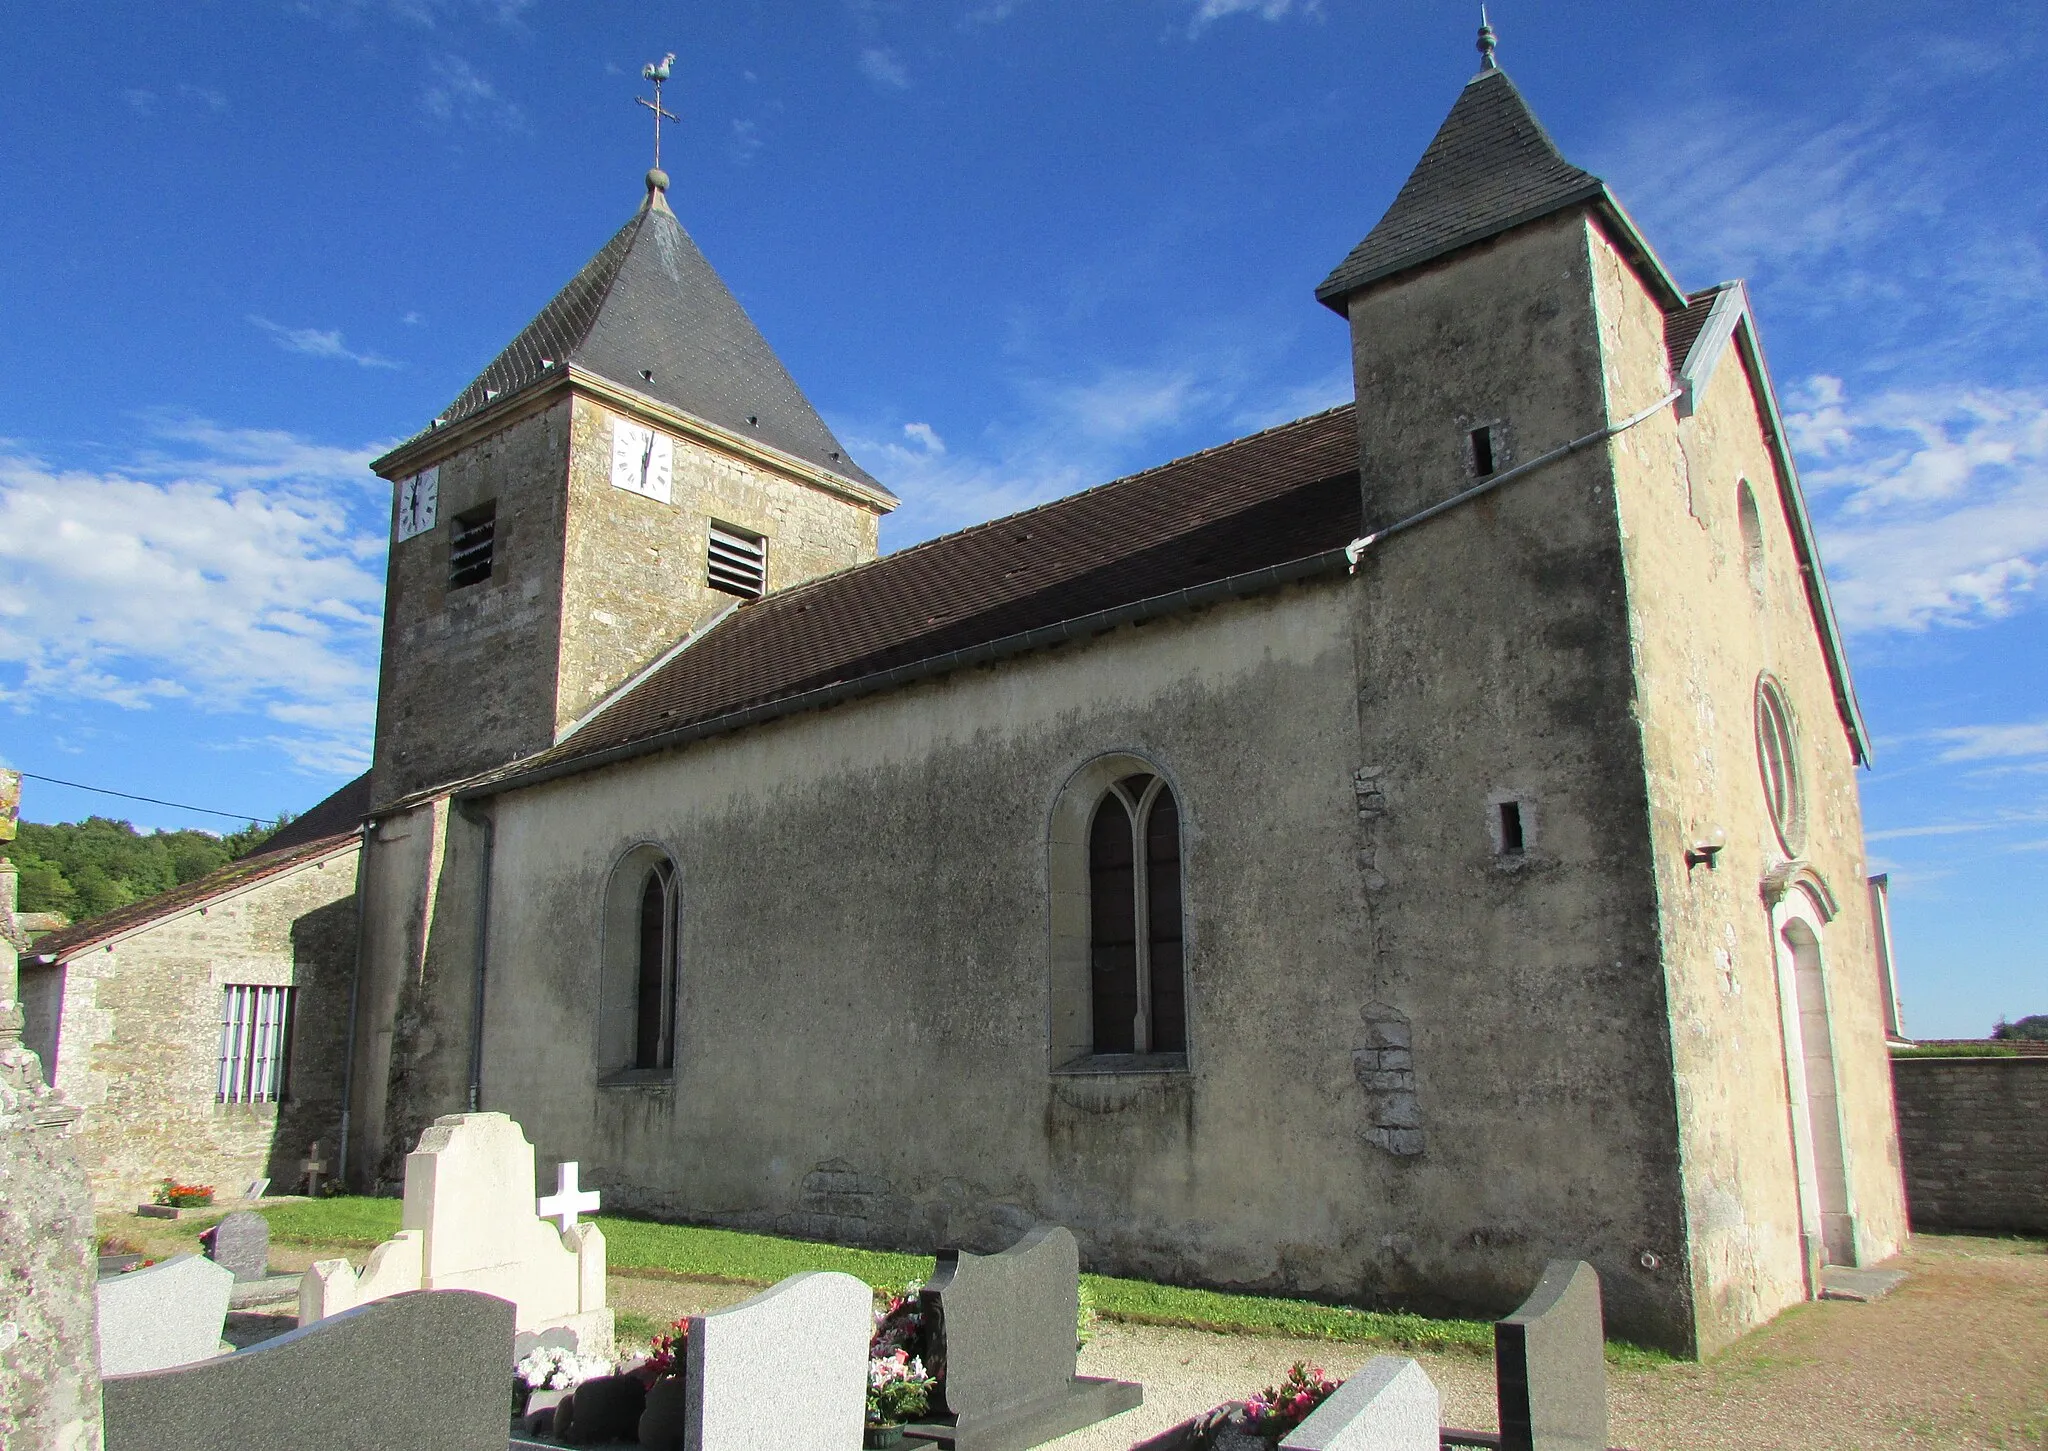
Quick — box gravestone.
[300,1140,328,1197]
[1495,1260,1607,1451]
[202,1208,271,1282]
[299,1111,611,1355]
[95,1252,235,1375]
[685,1271,869,1450]
[903,1224,1143,1450]
[101,1287,514,1451]
[1280,1356,1439,1451]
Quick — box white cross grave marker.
[537,1161,601,1234]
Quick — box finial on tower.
[1477,6,1498,70]
[637,52,679,197]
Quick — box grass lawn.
[249,1198,1667,1365]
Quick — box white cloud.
[249,316,401,370]
[0,423,393,774]
[901,422,945,455]
[123,89,156,116]
[859,48,911,90]
[1186,0,1321,35]
[1788,377,2048,633]
[402,310,425,327]
[1926,721,2048,762]
[728,119,763,165]
[421,54,526,131]
[178,84,229,112]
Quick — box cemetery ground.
[97,1203,2045,1450]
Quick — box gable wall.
[1590,227,1908,1353]
[38,847,360,1209]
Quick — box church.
[25,35,1909,1358]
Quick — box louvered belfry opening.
[218,984,294,1103]
[448,501,497,590]
[1087,773,1186,1056]
[706,520,767,599]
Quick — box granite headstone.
[1495,1260,1607,1451]
[1280,1356,1440,1451]
[903,1224,1143,1451]
[685,1271,869,1451]
[95,1252,235,1375]
[201,1209,270,1283]
[101,1287,514,1451]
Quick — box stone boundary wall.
[1891,1056,2048,1234]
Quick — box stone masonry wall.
[48,845,359,1208]
[1892,1057,2048,1234]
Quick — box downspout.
[335,821,373,1188]
[457,799,496,1113]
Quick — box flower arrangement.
[867,1282,941,1429]
[152,1179,214,1208]
[1242,1362,1340,1438]
[636,1318,690,1385]
[514,1345,614,1393]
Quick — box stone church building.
[28,48,1910,1357]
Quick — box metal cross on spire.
[1477,6,1499,70]
[638,52,678,194]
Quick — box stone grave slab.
[1818,1265,1908,1303]
[95,1252,235,1376]
[685,1270,869,1450]
[201,1208,270,1282]
[902,1224,1142,1451]
[298,1111,611,1355]
[1280,1356,1439,1451]
[101,1287,514,1451]
[1495,1260,1606,1451]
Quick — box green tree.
[4,812,290,924]
[1992,1014,2048,1042]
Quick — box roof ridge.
[733,403,1357,615]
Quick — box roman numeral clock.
[395,466,439,542]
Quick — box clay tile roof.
[1316,67,1607,309]
[1664,289,1720,375]
[30,829,358,963]
[429,195,882,492]
[540,406,1363,769]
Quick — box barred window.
[218,985,294,1104]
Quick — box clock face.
[395,467,439,542]
[610,417,675,504]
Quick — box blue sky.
[1,1,2041,1037]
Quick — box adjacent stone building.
[30,39,1912,1357]
[23,779,367,1208]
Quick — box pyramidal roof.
[436,187,882,491]
[1316,65,1609,309]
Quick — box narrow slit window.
[1498,800,1525,855]
[707,521,767,599]
[217,985,294,1103]
[1470,426,1496,477]
[448,502,496,590]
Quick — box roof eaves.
[30,832,363,963]
[1315,179,1608,312]
[1729,314,1872,765]
[1674,281,1748,419]
[457,542,1361,805]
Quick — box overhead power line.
[13,771,277,826]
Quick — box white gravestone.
[97,1254,235,1376]
[298,1112,610,1356]
[685,1271,870,1451]
[1280,1356,1440,1451]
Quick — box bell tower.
[367,167,897,805]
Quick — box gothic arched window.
[601,844,681,1083]
[635,860,678,1070]
[1087,774,1185,1056]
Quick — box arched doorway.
[1773,882,1857,1276]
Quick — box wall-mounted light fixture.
[1686,827,1727,871]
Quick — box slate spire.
[1315,58,1607,310]
[435,185,879,489]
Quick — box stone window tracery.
[1756,675,1806,854]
